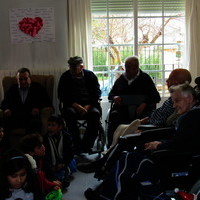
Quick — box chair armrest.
[140,127,175,142]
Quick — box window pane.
[138,0,163,16]
[138,0,185,17]
[109,0,134,17]
[138,45,162,68]
[109,18,134,45]
[138,17,163,44]
[164,17,185,43]
[164,0,185,16]
[92,19,108,45]
[163,45,184,68]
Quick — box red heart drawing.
[18,17,43,37]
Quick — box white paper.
[9,7,56,43]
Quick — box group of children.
[0,115,76,200]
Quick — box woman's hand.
[144,141,161,150]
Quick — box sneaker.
[84,188,102,200]
[94,168,108,180]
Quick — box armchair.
[0,74,54,146]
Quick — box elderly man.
[84,83,200,200]
[77,68,192,174]
[58,56,101,154]
[1,67,53,135]
[107,56,161,147]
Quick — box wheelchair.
[59,101,106,156]
[149,150,200,200]
[118,128,200,200]
[105,94,156,147]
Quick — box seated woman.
[84,83,200,200]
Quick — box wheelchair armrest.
[118,127,175,147]
[140,126,175,142]
[138,124,159,130]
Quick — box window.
[91,0,185,97]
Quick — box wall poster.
[9,7,55,43]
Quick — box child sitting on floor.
[43,116,75,188]
[0,149,43,200]
[18,133,62,196]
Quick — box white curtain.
[185,0,200,81]
[67,0,92,69]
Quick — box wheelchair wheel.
[92,122,106,154]
[104,107,111,147]
[98,122,106,151]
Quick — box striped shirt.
[149,97,175,126]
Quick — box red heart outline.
[18,17,43,37]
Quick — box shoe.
[84,188,101,200]
[77,162,96,173]
[62,179,70,189]
[94,169,107,180]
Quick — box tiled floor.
[63,153,102,200]
[63,171,101,200]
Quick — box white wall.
[0,0,68,70]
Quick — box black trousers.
[62,106,101,153]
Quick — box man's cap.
[68,56,83,67]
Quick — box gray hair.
[68,56,83,66]
[169,82,197,99]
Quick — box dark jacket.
[158,106,200,153]
[43,129,74,169]
[108,70,160,117]
[1,82,52,116]
[108,70,161,105]
[57,69,101,108]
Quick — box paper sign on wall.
[9,7,55,43]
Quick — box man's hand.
[144,141,161,150]
[3,109,12,117]
[113,96,122,105]
[72,103,87,115]
[84,105,91,111]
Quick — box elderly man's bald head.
[166,68,191,89]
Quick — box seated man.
[58,56,101,154]
[107,56,161,147]
[84,83,200,200]
[77,68,192,174]
[1,68,53,136]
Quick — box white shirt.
[5,188,33,200]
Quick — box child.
[18,133,62,196]
[0,149,43,200]
[43,115,75,188]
